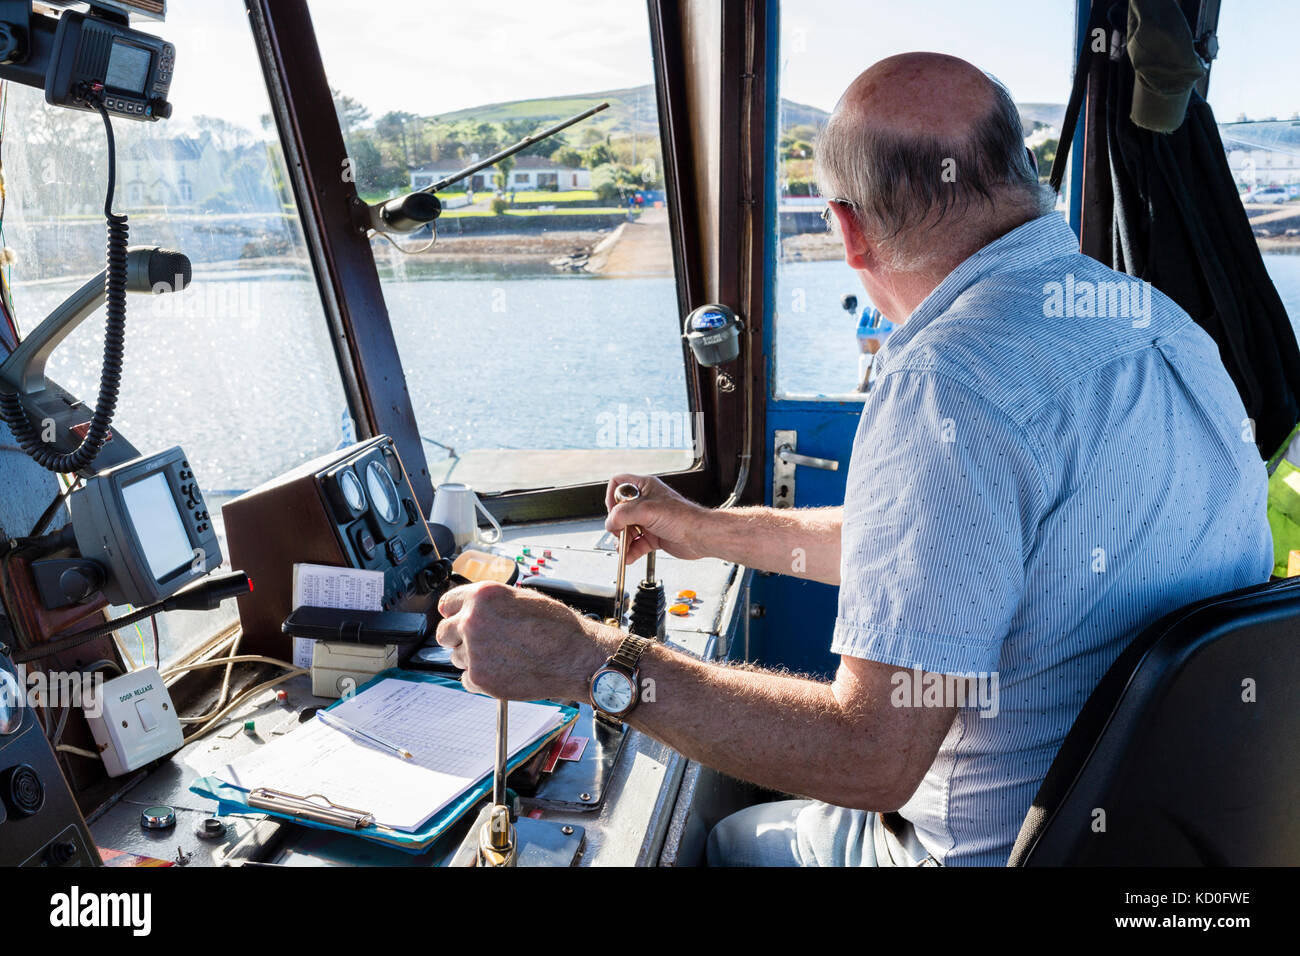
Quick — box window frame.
[246,0,431,511]
[249,0,769,522]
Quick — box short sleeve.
[832,370,1045,674]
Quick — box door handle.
[775,443,839,471]
[772,430,840,508]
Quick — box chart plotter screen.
[122,472,192,581]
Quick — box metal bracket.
[449,805,585,867]
[521,704,628,811]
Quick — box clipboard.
[246,788,376,829]
[190,669,578,853]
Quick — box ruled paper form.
[216,678,563,831]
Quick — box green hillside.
[432,85,660,137]
[434,84,834,136]
[1018,102,1067,131]
[779,97,831,130]
[435,85,1064,138]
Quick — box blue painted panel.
[762,398,861,507]
[748,574,841,678]
[747,0,861,677]
[1067,0,1087,237]
[750,399,862,678]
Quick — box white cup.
[430,483,502,550]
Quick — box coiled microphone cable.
[0,97,126,474]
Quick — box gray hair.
[814,74,1054,271]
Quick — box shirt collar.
[872,213,1078,375]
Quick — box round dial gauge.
[366,461,400,524]
[339,469,366,512]
[592,670,635,715]
[0,662,22,735]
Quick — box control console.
[224,436,450,660]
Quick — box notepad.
[289,563,385,668]
[213,677,566,833]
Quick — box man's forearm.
[570,628,911,811]
[690,506,842,584]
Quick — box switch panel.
[85,667,183,777]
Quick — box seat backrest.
[1009,577,1300,866]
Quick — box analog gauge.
[0,661,22,735]
[340,469,366,513]
[366,460,400,524]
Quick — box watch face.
[591,669,635,715]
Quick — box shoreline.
[781,225,1300,264]
[371,230,608,265]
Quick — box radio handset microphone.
[0,246,192,474]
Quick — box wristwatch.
[589,634,651,723]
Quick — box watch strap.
[610,634,651,673]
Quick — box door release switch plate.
[85,666,184,777]
[773,429,798,509]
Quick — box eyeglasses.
[821,197,857,233]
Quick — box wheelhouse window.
[1206,2,1300,336]
[309,0,695,494]
[0,2,352,665]
[773,0,1075,399]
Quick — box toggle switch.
[135,699,158,732]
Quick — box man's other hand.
[604,474,710,565]
[435,581,612,700]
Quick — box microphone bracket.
[0,245,191,397]
[0,245,191,475]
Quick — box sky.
[154,0,1297,136]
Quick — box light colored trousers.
[706,800,935,867]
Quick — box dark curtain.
[1053,0,1300,457]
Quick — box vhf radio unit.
[46,10,174,120]
[0,4,173,121]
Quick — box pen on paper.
[317,709,414,760]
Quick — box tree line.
[331,89,664,201]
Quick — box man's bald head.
[838,53,999,137]
[816,52,1051,273]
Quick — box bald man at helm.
[435,53,1271,866]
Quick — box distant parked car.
[1248,185,1290,205]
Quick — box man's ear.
[831,202,874,272]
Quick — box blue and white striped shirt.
[833,213,1272,866]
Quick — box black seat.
[1009,577,1300,866]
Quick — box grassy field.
[440,206,637,219]
[506,206,633,216]
[358,189,601,205]
[501,190,600,203]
